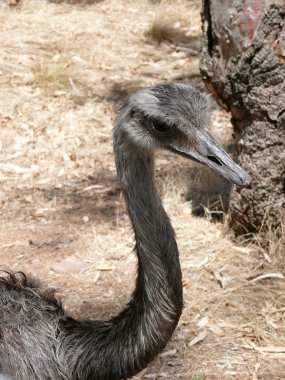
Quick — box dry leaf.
[233,246,252,254]
[160,349,177,357]
[71,55,87,65]
[250,272,284,283]
[93,271,101,283]
[82,215,89,223]
[197,316,208,328]
[29,208,48,218]
[0,163,39,174]
[212,271,231,288]
[188,329,207,347]
[0,241,23,249]
[242,340,285,353]
[208,323,224,336]
[96,264,115,271]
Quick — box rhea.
[0,83,251,380]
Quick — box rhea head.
[115,83,251,187]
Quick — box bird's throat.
[114,129,183,321]
[61,119,184,380]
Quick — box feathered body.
[0,83,250,380]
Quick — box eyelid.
[151,120,171,133]
[148,116,174,134]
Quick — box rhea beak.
[168,130,251,187]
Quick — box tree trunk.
[200,0,285,237]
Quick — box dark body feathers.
[0,83,250,380]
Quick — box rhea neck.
[63,124,183,380]
[114,127,183,305]
[112,126,183,367]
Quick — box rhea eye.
[149,118,172,135]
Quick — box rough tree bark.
[200,0,285,237]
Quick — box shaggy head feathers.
[115,83,213,151]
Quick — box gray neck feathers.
[109,125,183,372]
[114,127,182,303]
[62,122,183,380]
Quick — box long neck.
[115,129,183,324]
[62,128,183,380]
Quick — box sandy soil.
[0,1,285,379]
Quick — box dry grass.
[147,20,183,43]
[0,0,285,379]
[32,62,70,89]
[146,0,201,47]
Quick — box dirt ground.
[0,0,285,379]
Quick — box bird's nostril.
[207,155,222,166]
